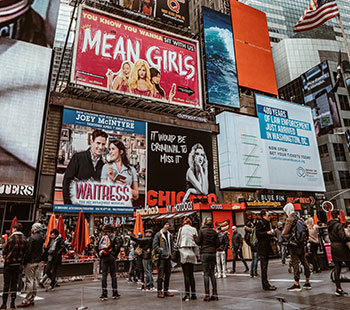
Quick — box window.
[318,144,329,158]
[339,171,350,189]
[333,72,345,87]
[344,118,350,127]
[339,95,350,111]
[345,199,350,216]
[333,143,346,161]
[323,171,333,184]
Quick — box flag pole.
[337,15,350,62]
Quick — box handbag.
[151,233,162,266]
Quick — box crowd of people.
[1,203,350,309]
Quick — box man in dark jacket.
[1,223,27,310]
[39,229,66,291]
[17,223,44,308]
[153,222,175,298]
[216,227,228,278]
[128,229,154,290]
[63,129,108,204]
[327,210,350,296]
[256,209,276,291]
[231,226,249,273]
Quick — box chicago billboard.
[217,95,325,192]
[301,61,340,136]
[202,6,239,108]
[54,108,147,214]
[147,123,215,208]
[71,6,201,108]
[229,0,277,95]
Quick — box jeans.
[23,262,41,304]
[278,244,286,264]
[45,261,58,288]
[157,259,171,293]
[259,254,270,288]
[216,251,226,276]
[128,260,136,280]
[309,243,320,271]
[334,261,350,290]
[232,247,249,272]
[201,253,217,292]
[288,246,310,282]
[2,265,20,306]
[142,259,154,288]
[101,256,118,296]
[250,251,259,276]
[181,263,196,296]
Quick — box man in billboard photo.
[129,59,153,97]
[106,60,133,93]
[183,143,209,202]
[100,139,139,206]
[62,129,108,204]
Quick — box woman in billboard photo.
[183,143,209,202]
[101,139,139,205]
[106,60,133,93]
[129,59,153,97]
[150,67,176,102]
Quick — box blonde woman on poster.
[106,60,133,93]
[129,59,153,97]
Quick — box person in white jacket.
[177,217,198,301]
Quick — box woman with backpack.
[244,221,259,278]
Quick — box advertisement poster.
[0,38,52,198]
[0,0,60,48]
[217,95,325,192]
[147,123,215,208]
[54,109,147,214]
[202,7,239,108]
[71,6,201,108]
[301,61,340,136]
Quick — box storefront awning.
[250,210,285,214]
[144,211,197,221]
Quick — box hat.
[145,229,153,234]
[137,232,143,237]
[32,223,42,232]
[277,222,282,226]
[231,226,237,230]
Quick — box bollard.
[76,286,88,310]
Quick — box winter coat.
[256,218,274,256]
[43,235,66,265]
[130,235,153,260]
[231,232,243,250]
[3,232,27,266]
[177,225,198,264]
[26,231,44,264]
[153,230,174,260]
[195,225,219,254]
[327,219,350,262]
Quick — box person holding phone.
[101,139,139,204]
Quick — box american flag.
[294,0,339,32]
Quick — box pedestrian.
[244,221,259,278]
[176,216,198,301]
[127,237,136,282]
[40,229,66,291]
[216,226,228,278]
[274,222,286,264]
[305,217,321,273]
[153,221,175,298]
[282,203,311,292]
[231,226,249,273]
[1,223,27,310]
[327,210,350,296]
[134,233,145,288]
[128,229,155,290]
[195,217,219,302]
[256,209,277,291]
[17,223,44,308]
[96,224,121,301]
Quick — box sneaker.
[303,283,312,290]
[46,286,54,292]
[288,284,302,292]
[100,295,108,301]
[222,274,227,278]
[112,293,121,299]
[217,274,222,278]
[164,292,174,297]
[182,295,190,302]
[191,294,197,300]
[150,287,157,292]
[335,289,348,297]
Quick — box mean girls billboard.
[71,6,202,108]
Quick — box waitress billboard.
[71,6,202,108]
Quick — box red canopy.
[327,210,333,222]
[313,212,319,225]
[340,210,347,224]
[45,214,57,246]
[9,217,18,236]
[57,216,67,241]
[84,219,90,248]
[72,211,88,254]
[133,213,144,237]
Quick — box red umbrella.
[340,210,347,224]
[57,216,67,241]
[84,219,90,248]
[133,213,144,237]
[327,210,333,222]
[45,214,57,246]
[313,212,319,225]
[71,211,87,254]
[9,217,18,236]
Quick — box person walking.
[40,229,66,291]
[216,226,228,278]
[153,222,175,298]
[97,225,121,301]
[231,226,249,273]
[134,233,145,289]
[244,221,259,278]
[282,203,311,292]
[195,217,219,302]
[256,210,276,291]
[1,223,27,310]
[327,210,350,296]
[177,217,198,301]
[274,222,286,264]
[305,218,321,273]
[17,223,44,308]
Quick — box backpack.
[250,227,258,247]
[289,217,308,247]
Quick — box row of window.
[319,143,347,161]
[323,171,350,189]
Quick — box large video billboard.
[229,0,277,95]
[71,6,201,108]
[301,61,340,136]
[54,109,146,214]
[0,38,52,198]
[217,95,325,192]
[147,123,215,208]
[203,7,239,108]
